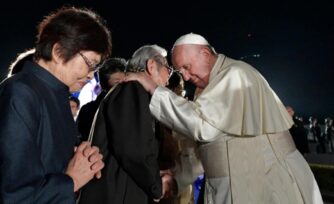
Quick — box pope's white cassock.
[149,53,323,203]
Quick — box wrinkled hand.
[66,142,104,192]
[161,172,175,198]
[160,169,175,177]
[124,72,158,94]
[152,169,176,202]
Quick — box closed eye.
[182,64,190,70]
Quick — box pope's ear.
[200,47,212,63]
[146,58,156,76]
[51,43,63,64]
[200,46,211,57]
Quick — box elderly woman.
[79,45,172,204]
[0,7,111,203]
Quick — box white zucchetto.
[173,33,209,47]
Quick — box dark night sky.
[0,1,333,122]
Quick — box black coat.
[78,82,162,204]
[77,91,107,141]
[289,118,310,155]
[0,62,77,203]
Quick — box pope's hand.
[124,72,158,94]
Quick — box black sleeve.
[0,83,75,204]
[105,82,162,199]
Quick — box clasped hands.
[66,141,104,192]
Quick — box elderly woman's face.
[62,51,102,93]
[149,58,170,87]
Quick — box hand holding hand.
[161,173,175,199]
[152,169,176,202]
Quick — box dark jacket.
[289,118,310,155]
[77,91,107,141]
[0,62,77,203]
[78,82,162,204]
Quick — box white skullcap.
[173,33,209,47]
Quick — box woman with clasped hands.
[0,7,111,203]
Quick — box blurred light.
[240,53,261,60]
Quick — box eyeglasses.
[165,64,174,79]
[169,66,182,76]
[155,61,180,79]
[79,52,104,72]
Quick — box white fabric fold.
[195,54,293,136]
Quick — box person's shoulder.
[101,82,146,104]
[1,73,37,96]
[228,59,254,72]
[79,101,95,113]
[293,118,304,126]
[224,59,264,83]
[0,74,40,109]
[122,80,143,87]
[119,81,146,93]
[81,99,97,108]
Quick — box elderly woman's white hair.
[126,44,167,72]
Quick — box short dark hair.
[69,96,80,107]
[34,6,112,63]
[99,57,126,90]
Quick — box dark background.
[1,1,333,122]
